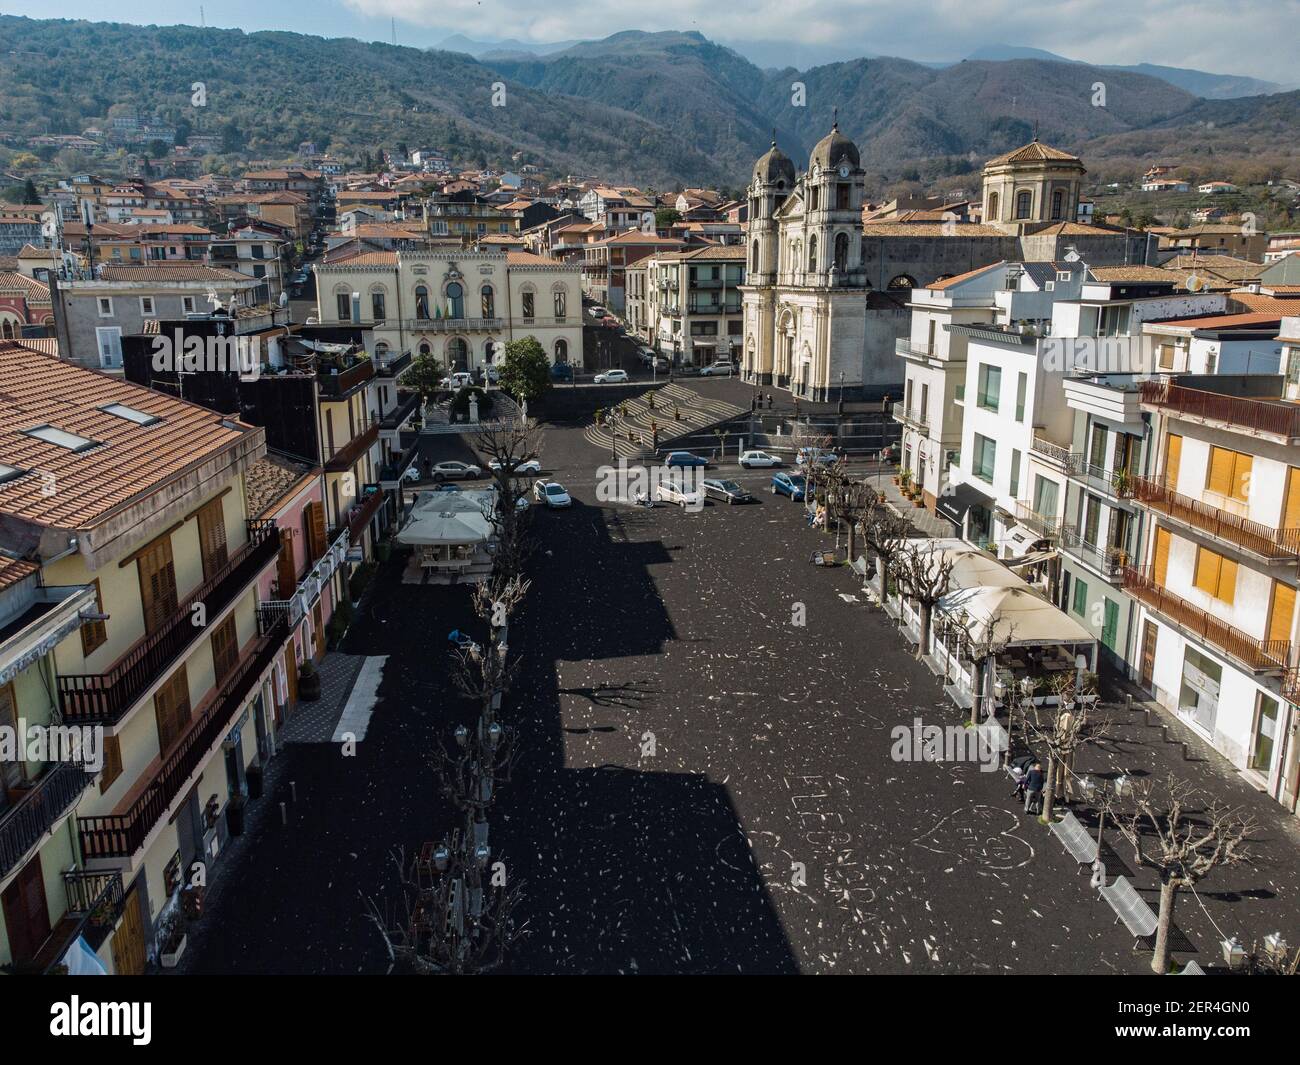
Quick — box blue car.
[551,363,574,381]
[665,451,708,468]
[772,472,807,500]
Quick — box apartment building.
[1121,375,1300,814]
[313,249,583,371]
[643,246,746,367]
[0,347,288,973]
[581,231,682,313]
[48,263,264,371]
[207,223,288,303]
[896,261,1082,516]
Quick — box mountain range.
[1,17,1296,189]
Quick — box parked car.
[703,478,754,504]
[551,363,574,381]
[652,356,670,372]
[402,465,422,482]
[796,446,837,467]
[600,316,621,330]
[656,477,703,508]
[594,369,628,384]
[588,305,608,319]
[698,360,735,377]
[532,479,572,507]
[664,451,708,468]
[772,472,807,500]
[738,450,781,469]
[430,461,481,482]
[440,371,473,390]
[488,458,542,475]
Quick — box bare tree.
[857,501,912,603]
[1114,774,1255,974]
[893,540,956,659]
[473,419,543,579]
[952,611,1018,726]
[1019,672,1109,820]
[364,574,532,973]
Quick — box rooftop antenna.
[392,17,396,45]
[200,5,205,27]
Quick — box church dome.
[810,123,860,172]
[754,140,796,186]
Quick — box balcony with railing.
[1121,474,1300,560]
[1122,565,1291,672]
[317,357,375,397]
[1140,380,1300,443]
[894,339,935,359]
[324,421,380,472]
[1071,460,1139,501]
[892,405,931,430]
[30,870,125,974]
[1060,526,1128,580]
[374,350,412,378]
[398,317,502,333]
[339,484,384,545]
[58,521,281,726]
[0,761,95,881]
[1029,430,1077,470]
[1013,500,1063,540]
[78,609,290,862]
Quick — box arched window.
[369,285,387,322]
[1015,190,1032,220]
[833,232,849,272]
[418,341,431,356]
[446,281,464,320]
[807,234,818,273]
[0,320,12,339]
[988,192,999,220]
[415,285,430,319]
[480,284,494,319]
[1051,188,1065,221]
[887,274,916,290]
[447,337,468,370]
[374,341,389,359]
[555,338,568,363]
[751,239,760,272]
[553,287,567,319]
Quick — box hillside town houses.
[3,111,1300,984]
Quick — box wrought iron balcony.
[1029,431,1077,469]
[58,521,281,726]
[1013,500,1063,540]
[1122,565,1291,672]
[1121,474,1300,560]
[78,611,290,861]
[373,350,412,378]
[342,485,384,545]
[30,870,125,973]
[1060,527,1128,579]
[0,761,95,881]
[1140,380,1300,442]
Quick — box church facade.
[741,132,1151,401]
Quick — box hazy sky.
[7,0,1299,82]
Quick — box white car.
[656,477,703,508]
[698,361,735,377]
[588,306,608,318]
[430,461,481,482]
[532,479,572,507]
[738,450,781,469]
[440,371,473,390]
[488,458,542,475]
[594,369,628,384]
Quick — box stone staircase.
[580,384,746,460]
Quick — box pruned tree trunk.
[915,601,930,660]
[1152,877,1176,973]
[1042,756,1058,822]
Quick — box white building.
[312,249,583,371]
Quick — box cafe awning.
[934,483,990,528]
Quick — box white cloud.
[343,0,1300,83]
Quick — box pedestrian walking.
[767,393,773,410]
[1023,760,1045,815]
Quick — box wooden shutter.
[276,533,297,597]
[1153,527,1172,586]
[80,578,108,656]
[0,683,23,791]
[196,497,229,580]
[1163,433,1182,488]
[1268,581,1296,646]
[154,666,192,754]
[1195,547,1236,604]
[1,856,50,963]
[1230,452,1252,503]
[100,735,122,793]
[137,536,179,636]
[306,500,327,560]
[1218,556,1238,604]
[1206,445,1233,496]
[1285,468,1300,530]
[210,615,239,684]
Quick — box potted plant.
[298,659,322,701]
[157,908,187,968]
